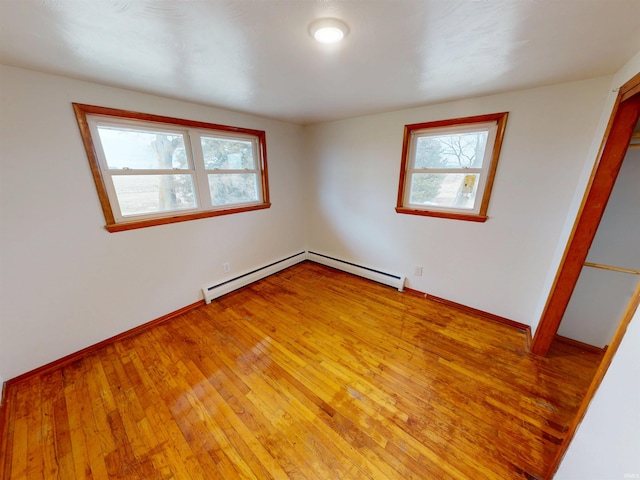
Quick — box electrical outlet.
[414,266,423,276]
[223,262,230,273]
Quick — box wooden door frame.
[545,279,640,478]
[531,71,640,356]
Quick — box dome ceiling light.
[309,18,349,44]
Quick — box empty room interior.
[1,1,639,479]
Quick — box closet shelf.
[583,261,640,275]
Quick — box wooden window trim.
[396,112,508,222]
[73,103,271,232]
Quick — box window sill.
[105,203,271,232]
[395,206,488,223]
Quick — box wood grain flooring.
[0,262,603,479]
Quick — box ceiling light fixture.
[309,18,349,44]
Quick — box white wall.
[535,49,640,340]
[555,50,640,479]
[0,65,306,381]
[559,149,640,347]
[555,306,640,479]
[305,77,612,327]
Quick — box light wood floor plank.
[1,262,602,479]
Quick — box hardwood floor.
[0,262,603,479]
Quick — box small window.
[396,112,508,222]
[73,104,270,232]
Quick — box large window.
[74,104,270,232]
[396,112,508,222]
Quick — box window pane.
[409,173,480,210]
[208,173,258,206]
[112,175,196,216]
[415,131,488,168]
[97,126,188,170]
[201,137,255,170]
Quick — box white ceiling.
[1,0,640,125]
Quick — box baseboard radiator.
[306,251,405,292]
[202,250,405,304]
[202,251,307,304]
